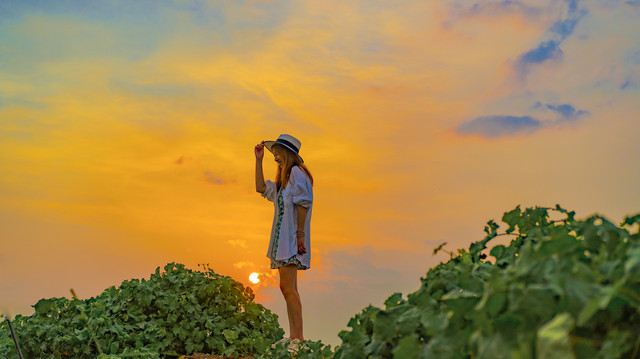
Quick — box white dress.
[261,166,313,269]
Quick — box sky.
[1,0,639,346]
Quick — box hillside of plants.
[1,205,639,358]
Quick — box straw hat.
[264,134,304,163]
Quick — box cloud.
[514,0,587,79]
[319,250,401,287]
[621,78,636,90]
[204,171,227,185]
[548,0,584,41]
[457,115,541,138]
[458,102,589,138]
[233,261,254,269]
[514,40,563,79]
[115,82,202,98]
[533,102,590,121]
[445,0,544,23]
[593,50,640,91]
[619,51,640,90]
[518,40,563,64]
[545,103,578,118]
[175,156,191,165]
[175,159,235,185]
[228,240,248,249]
[625,0,640,7]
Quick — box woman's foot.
[287,338,310,354]
[271,337,293,349]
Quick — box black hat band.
[275,138,299,154]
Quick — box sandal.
[271,337,293,349]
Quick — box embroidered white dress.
[261,166,313,269]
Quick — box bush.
[0,263,284,358]
[4,206,638,358]
[333,206,640,359]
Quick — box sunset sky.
[1,0,639,346]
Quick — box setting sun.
[249,273,260,284]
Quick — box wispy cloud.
[204,171,229,185]
[228,240,248,249]
[593,53,640,92]
[457,115,541,138]
[175,156,191,165]
[233,261,254,269]
[518,40,563,65]
[619,51,640,90]
[547,0,584,40]
[302,249,402,295]
[458,100,590,138]
[533,102,590,121]
[445,0,544,24]
[514,0,587,79]
[620,76,640,90]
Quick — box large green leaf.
[535,313,575,359]
[392,334,422,359]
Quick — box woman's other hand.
[255,141,265,160]
[297,235,307,254]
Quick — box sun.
[249,272,260,284]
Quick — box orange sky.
[1,0,639,345]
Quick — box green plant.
[333,206,640,359]
[255,338,334,359]
[4,206,638,359]
[0,263,284,358]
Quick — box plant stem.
[6,318,25,359]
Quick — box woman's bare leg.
[278,264,304,340]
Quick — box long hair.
[273,144,313,191]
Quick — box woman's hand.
[297,234,307,254]
[255,141,265,160]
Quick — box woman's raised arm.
[255,141,267,194]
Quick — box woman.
[254,134,313,353]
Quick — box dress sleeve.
[290,166,313,208]
[261,180,277,202]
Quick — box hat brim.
[264,141,304,163]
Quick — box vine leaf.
[536,313,576,359]
[502,205,522,234]
[433,242,448,255]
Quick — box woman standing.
[254,134,313,353]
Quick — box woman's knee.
[279,282,297,296]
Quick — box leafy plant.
[255,338,334,359]
[333,205,640,359]
[0,263,283,358]
[4,206,638,358]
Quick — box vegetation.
[334,205,640,358]
[2,205,639,358]
[0,263,284,358]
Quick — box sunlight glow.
[249,272,260,284]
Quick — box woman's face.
[273,147,282,167]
